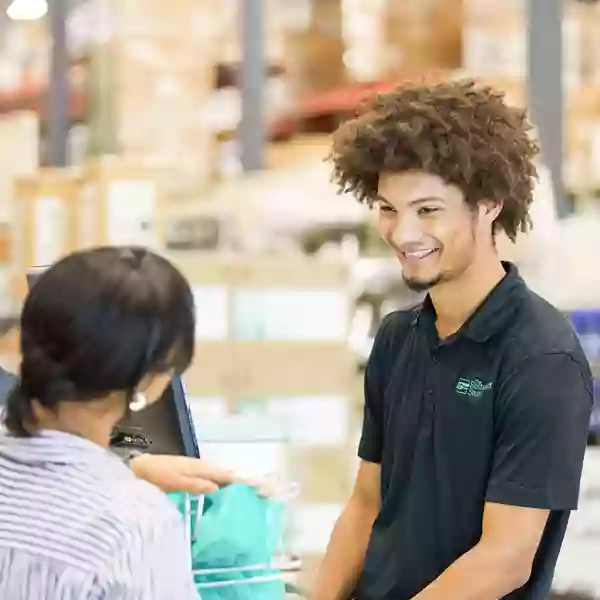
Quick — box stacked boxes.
[77,159,164,250]
[0,111,39,315]
[85,0,221,198]
[284,0,347,95]
[463,0,600,192]
[11,169,82,303]
[384,0,463,78]
[171,253,355,581]
[10,159,165,307]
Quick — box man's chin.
[403,274,442,293]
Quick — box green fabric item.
[168,484,286,600]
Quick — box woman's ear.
[136,370,174,406]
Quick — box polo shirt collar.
[416,262,527,343]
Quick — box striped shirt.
[0,429,199,600]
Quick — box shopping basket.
[169,483,307,599]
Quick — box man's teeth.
[405,249,437,259]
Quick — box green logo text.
[455,377,493,399]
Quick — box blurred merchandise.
[9,158,166,307]
[164,254,356,571]
[77,158,164,249]
[85,0,220,196]
[462,0,600,195]
[384,0,462,78]
[553,448,600,595]
[284,0,347,97]
[0,111,38,222]
[10,168,81,304]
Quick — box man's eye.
[418,207,439,215]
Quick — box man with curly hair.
[312,80,593,600]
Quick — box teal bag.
[169,484,286,600]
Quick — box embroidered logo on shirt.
[455,377,493,399]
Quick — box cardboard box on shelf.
[385,0,463,77]
[565,120,592,192]
[284,0,347,95]
[462,0,524,80]
[117,0,225,38]
[463,0,590,90]
[233,344,353,397]
[122,62,212,159]
[0,112,39,223]
[77,159,165,250]
[0,224,10,266]
[462,0,521,27]
[285,35,347,96]
[11,169,82,302]
[86,8,219,193]
[184,345,234,398]
[582,7,600,87]
[565,87,600,191]
[462,23,524,80]
[170,254,356,518]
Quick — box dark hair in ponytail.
[3,332,83,436]
[4,385,34,437]
[3,246,195,436]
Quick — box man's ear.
[479,199,503,223]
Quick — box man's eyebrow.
[409,196,446,206]
[374,195,446,206]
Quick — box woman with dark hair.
[0,246,199,599]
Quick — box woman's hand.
[129,454,239,494]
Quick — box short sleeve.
[358,314,395,463]
[486,352,593,511]
[103,497,198,600]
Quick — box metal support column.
[526,0,567,216]
[239,0,266,172]
[47,0,70,167]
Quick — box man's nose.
[386,214,422,247]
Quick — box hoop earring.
[129,392,148,413]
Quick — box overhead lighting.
[7,0,48,21]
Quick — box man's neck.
[430,256,506,338]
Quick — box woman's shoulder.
[102,475,183,534]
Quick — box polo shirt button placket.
[429,351,439,395]
[423,383,435,433]
[425,351,438,414]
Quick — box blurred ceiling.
[0,0,82,45]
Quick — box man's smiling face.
[375,171,484,292]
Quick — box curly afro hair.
[328,79,539,242]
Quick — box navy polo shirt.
[355,263,593,600]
